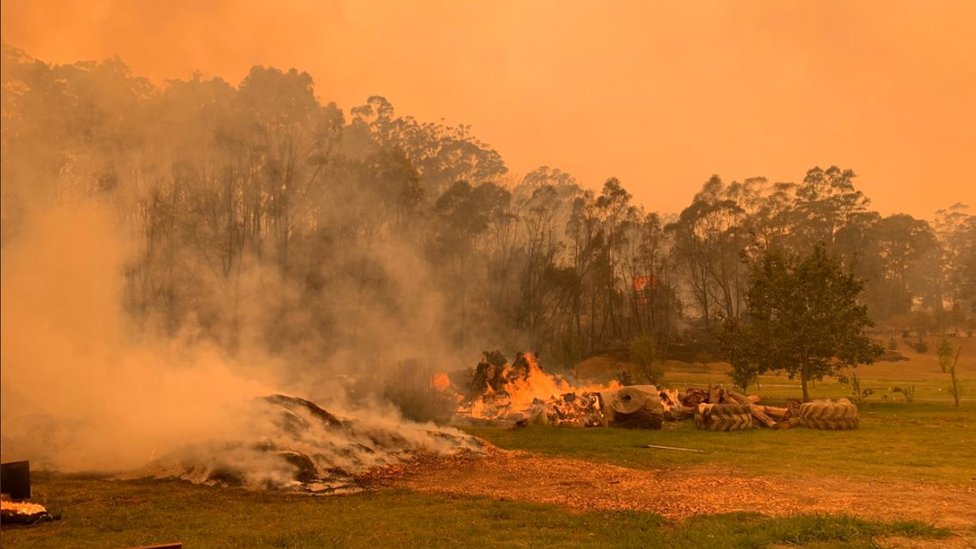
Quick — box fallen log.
[748,404,778,428]
[762,405,790,421]
[727,392,777,428]
[659,389,693,420]
[681,388,708,407]
[708,384,724,404]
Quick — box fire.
[0,501,47,515]
[458,351,622,426]
[503,352,572,410]
[0,498,57,525]
[431,371,451,391]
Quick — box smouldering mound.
[146,394,483,494]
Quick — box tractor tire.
[695,403,755,431]
[602,386,664,429]
[796,399,859,430]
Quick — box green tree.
[717,318,759,391]
[721,245,883,401]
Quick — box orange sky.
[2,0,973,218]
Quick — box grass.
[1,474,948,548]
[466,401,976,484]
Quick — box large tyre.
[611,387,652,415]
[695,403,754,431]
[602,386,664,429]
[797,399,859,430]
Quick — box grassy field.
[2,346,973,548]
[1,474,948,548]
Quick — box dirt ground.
[371,448,976,546]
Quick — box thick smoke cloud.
[0,200,274,470]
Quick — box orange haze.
[2,0,973,218]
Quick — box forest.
[2,44,974,377]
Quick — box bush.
[890,385,915,403]
[937,339,953,372]
[913,340,928,354]
[628,333,664,384]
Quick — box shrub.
[937,339,953,373]
[913,340,928,354]
[628,333,664,384]
[890,385,915,403]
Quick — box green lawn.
[2,474,947,549]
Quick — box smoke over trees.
[2,43,974,387]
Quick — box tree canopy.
[0,45,972,378]
[720,246,884,401]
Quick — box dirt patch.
[374,448,976,535]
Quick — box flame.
[464,352,622,422]
[1,500,48,516]
[431,372,451,391]
[504,353,571,410]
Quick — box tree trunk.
[800,367,810,402]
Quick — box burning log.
[467,350,511,401]
[601,386,664,429]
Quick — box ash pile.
[146,394,483,494]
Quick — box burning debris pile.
[447,352,809,431]
[455,352,616,427]
[146,394,483,494]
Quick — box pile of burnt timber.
[458,351,608,427]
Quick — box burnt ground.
[370,448,976,547]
